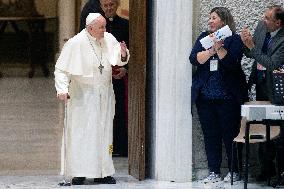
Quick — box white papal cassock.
[54,29,129,178]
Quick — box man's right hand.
[241,26,254,49]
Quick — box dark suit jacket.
[245,21,284,100]
[106,15,129,47]
[189,31,248,105]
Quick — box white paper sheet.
[200,25,232,49]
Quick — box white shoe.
[223,172,240,182]
[203,172,221,184]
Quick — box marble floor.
[0,76,282,188]
[0,175,279,189]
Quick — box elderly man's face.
[100,0,119,18]
[89,16,106,40]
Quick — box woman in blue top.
[189,7,248,183]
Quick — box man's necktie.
[262,32,271,54]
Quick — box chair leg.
[266,124,271,186]
[237,143,243,180]
[231,141,235,185]
[244,122,251,189]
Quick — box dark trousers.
[196,98,241,174]
[113,78,128,156]
[258,126,284,177]
[276,126,284,176]
[255,96,284,177]
[258,141,276,176]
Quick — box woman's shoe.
[203,172,221,184]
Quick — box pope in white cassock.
[54,13,129,185]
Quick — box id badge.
[210,59,218,71]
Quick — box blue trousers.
[196,98,241,174]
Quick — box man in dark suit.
[100,0,129,157]
[241,5,284,181]
[80,0,129,157]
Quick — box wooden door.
[128,0,146,180]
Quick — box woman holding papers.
[189,7,248,183]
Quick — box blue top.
[189,31,248,104]
[200,68,232,99]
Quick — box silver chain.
[86,31,104,74]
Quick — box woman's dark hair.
[210,7,236,32]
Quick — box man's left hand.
[113,67,127,79]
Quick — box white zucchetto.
[86,13,102,26]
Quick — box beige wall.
[118,0,129,18]
[34,0,57,17]
[120,0,129,10]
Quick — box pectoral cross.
[86,31,104,75]
[98,63,104,74]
